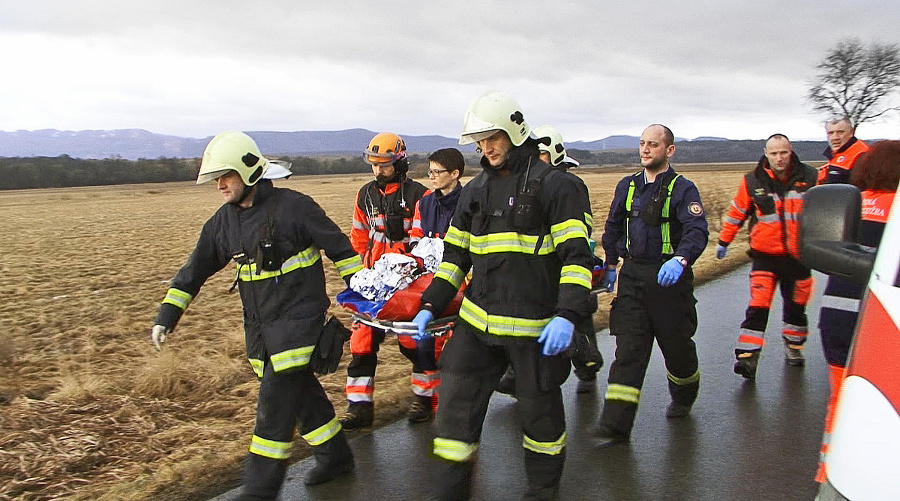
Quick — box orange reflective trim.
[411,378,440,391]
[738,334,764,347]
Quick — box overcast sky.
[2,1,899,143]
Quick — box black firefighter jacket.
[155,179,363,377]
[420,141,595,342]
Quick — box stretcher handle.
[351,314,456,337]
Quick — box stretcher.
[337,272,464,338]
[349,313,457,337]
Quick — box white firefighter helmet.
[196,131,269,185]
[459,90,530,147]
[533,125,567,166]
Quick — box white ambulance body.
[801,182,900,501]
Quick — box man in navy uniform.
[595,124,709,446]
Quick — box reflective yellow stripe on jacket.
[550,218,589,247]
[162,288,192,310]
[560,264,592,289]
[435,261,466,289]
[237,245,322,282]
[270,345,315,373]
[459,297,552,338]
[443,225,470,250]
[334,254,364,279]
[468,231,555,255]
[249,358,265,378]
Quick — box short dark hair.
[427,148,465,176]
[851,140,900,191]
[648,124,675,146]
[766,133,790,142]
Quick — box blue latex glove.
[716,244,728,260]
[603,268,618,292]
[537,317,574,356]
[657,257,684,287]
[411,310,434,341]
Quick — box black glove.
[310,316,351,375]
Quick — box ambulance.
[801,182,900,501]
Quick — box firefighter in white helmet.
[411,91,596,499]
[534,125,604,393]
[151,131,364,498]
[498,125,605,395]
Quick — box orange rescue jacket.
[719,153,817,259]
[351,178,428,267]
[817,138,869,185]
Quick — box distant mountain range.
[0,128,730,160]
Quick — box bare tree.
[807,38,900,127]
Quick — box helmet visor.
[196,168,234,185]
[459,129,501,145]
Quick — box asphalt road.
[213,265,831,500]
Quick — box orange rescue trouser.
[345,321,446,407]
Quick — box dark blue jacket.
[602,167,709,266]
[410,183,462,241]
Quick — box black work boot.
[339,402,374,431]
[305,431,355,486]
[784,343,805,366]
[593,424,629,448]
[734,351,760,380]
[665,401,692,418]
[522,449,565,500]
[428,459,474,501]
[408,395,434,423]
[239,453,287,500]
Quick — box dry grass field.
[0,165,756,501]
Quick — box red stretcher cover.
[337,273,466,321]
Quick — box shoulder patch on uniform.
[688,201,704,216]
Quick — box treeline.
[0,156,199,190]
[0,154,425,190]
[569,140,830,166]
[1,140,834,190]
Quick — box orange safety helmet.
[365,132,410,175]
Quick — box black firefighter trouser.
[430,321,571,500]
[600,259,700,437]
[241,362,342,500]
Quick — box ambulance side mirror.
[800,184,876,285]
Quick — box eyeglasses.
[428,169,448,177]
